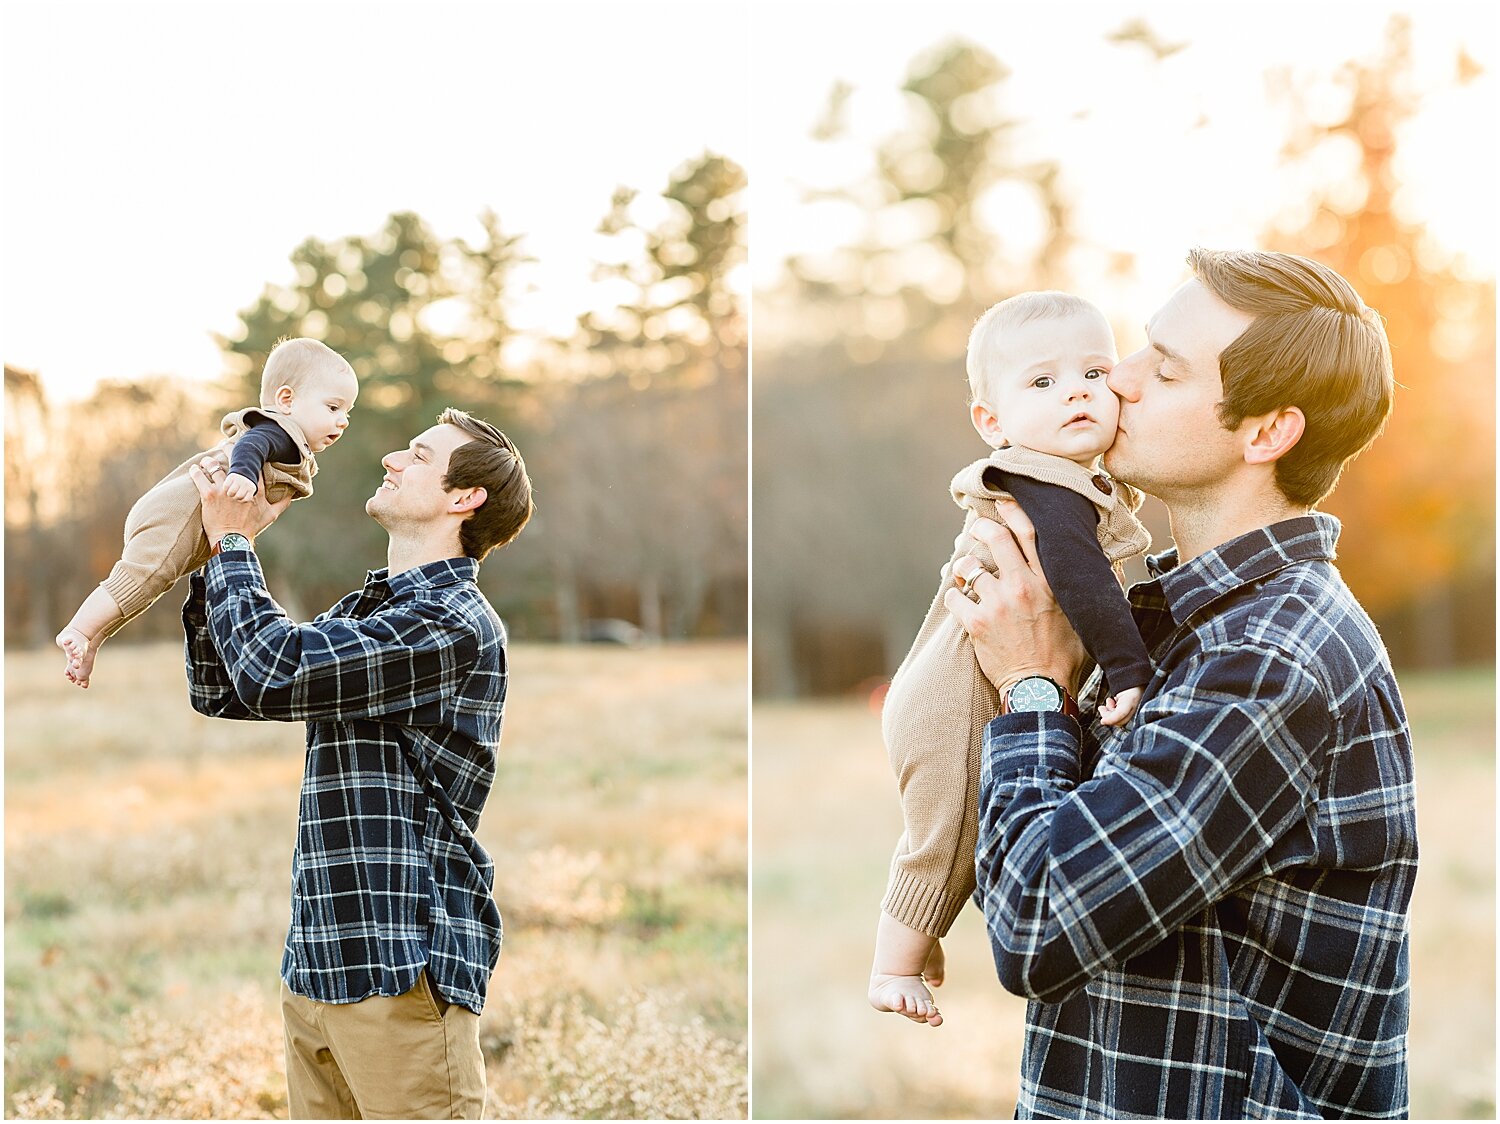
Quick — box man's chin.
[1101,448,1138,482]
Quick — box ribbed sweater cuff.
[882,871,969,938]
[100,565,153,621]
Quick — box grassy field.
[752,666,1496,1120]
[4,639,748,1120]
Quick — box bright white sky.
[750,2,1496,348]
[4,3,1492,403]
[2,1,749,401]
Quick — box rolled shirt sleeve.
[976,643,1330,1004]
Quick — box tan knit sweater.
[880,445,1151,937]
[97,408,316,632]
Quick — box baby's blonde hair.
[966,291,1109,400]
[260,338,355,407]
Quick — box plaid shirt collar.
[1142,512,1341,627]
[364,555,480,597]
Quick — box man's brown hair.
[437,407,534,560]
[1190,247,1394,507]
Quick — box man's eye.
[1033,376,1054,389]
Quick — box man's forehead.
[1146,279,1201,335]
[412,424,467,451]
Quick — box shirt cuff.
[981,711,1083,788]
[204,550,264,597]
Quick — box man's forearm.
[975,711,1092,1003]
[975,646,1329,1004]
[182,572,260,721]
[202,552,479,725]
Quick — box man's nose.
[1108,354,1142,402]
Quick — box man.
[183,407,534,1119]
[945,249,1416,1118]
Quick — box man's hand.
[188,457,293,543]
[942,499,1088,698]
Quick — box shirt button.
[1092,474,1113,495]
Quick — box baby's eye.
[1085,368,1108,379]
[1032,376,1054,389]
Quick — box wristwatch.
[1000,675,1081,720]
[210,532,253,557]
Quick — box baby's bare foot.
[869,973,943,1027]
[56,626,97,689]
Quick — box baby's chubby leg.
[56,587,126,689]
[869,911,946,1027]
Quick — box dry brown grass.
[752,668,1496,1120]
[5,638,748,1119]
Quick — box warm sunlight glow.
[752,4,1494,333]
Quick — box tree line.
[5,152,747,649]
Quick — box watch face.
[1011,677,1062,712]
[221,533,251,552]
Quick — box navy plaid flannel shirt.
[977,514,1416,1119]
[184,550,507,1015]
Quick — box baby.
[869,292,1152,1026]
[56,337,357,688]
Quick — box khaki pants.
[281,972,485,1120]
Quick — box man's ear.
[1243,406,1305,466]
[970,400,1006,448]
[451,487,488,513]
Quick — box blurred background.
[750,4,1494,1119]
[4,2,747,1118]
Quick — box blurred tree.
[5,366,60,647]
[773,39,1073,364]
[456,208,535,385]
[1266,15,1496,667]
[30,378,209,646]
[538,152,748,640]
[755,39,1081,695]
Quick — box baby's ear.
[274,384,296,410]
[970,400,1005,448]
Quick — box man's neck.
[386,534,466,578]
[1164,477,1308,564]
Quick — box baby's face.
[285,366,358,453]
[973,312,1120,465]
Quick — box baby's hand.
[1099,686,1143,727]
[222,472,259,502]
[869,973,943,1027]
